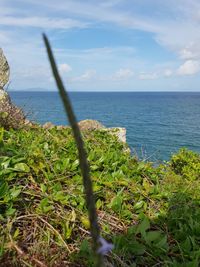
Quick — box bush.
[170,148,200,180]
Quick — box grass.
[43,34,102,266]
[0,126,200,266]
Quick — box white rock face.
[0,48,10,89]
[78,119,106,130]
[0,89,8,100]
[108,127,127,143]
[0,49,25,129]
[76,120,129,151]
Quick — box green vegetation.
[0,126,200,266]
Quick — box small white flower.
[97,237,114,255]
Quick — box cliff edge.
[0,48,26,129]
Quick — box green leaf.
[156,235,168,249]
[40,184,47,193]
[121,208,133,219]
[11,157,26,164]
[10,188,21,199]
[81,216,90,229]
[0,127,4,143]
[128,241,146,255]
[13,228,20,239]
[90,165,99,171]
[109,194,123,213]
[1,158,11,169]
[64,222,73,239]
[71,159,79,171]
[6,207,16,216]
[144,231,162,243]
[134,200,144,210]
[96,199,102,209]
[14,163,30,172]
[0,182,8,198]
[39,198,54,213]
[136,216,150,236]
[181,237,192,252]
[53,191,67,203]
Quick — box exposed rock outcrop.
[77,119,127,144]
[0,48,26,129]
[42,119,128,147]
[78,119,105,131]
[43,122,55,130]
[0,48,9,88]
[0,90,26,129]
[108,127,127,143]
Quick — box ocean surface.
[10,91,200,161]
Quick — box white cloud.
[12,66,51,79]
[164,69,173,77]
[177,60,200,75]
[112,68,134,80]
[72,69,96,82]
[0,32,10,43]
[179,47,196,60]
[55,46,136,60]
[100,0,123,8]
[20,0,162,33]
[0,16,88,29]
[178,41,200,62]
[21,0,200,64]
[139,72,158,80]
[0,4,16,16]
[58,63,72,74]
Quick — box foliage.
[170,148,200,180]
[0,126,200,266]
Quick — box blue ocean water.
[10,91,200,161]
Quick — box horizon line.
[8,90,200,93]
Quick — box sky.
[1,0,200,91]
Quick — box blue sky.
[1,0,200,91]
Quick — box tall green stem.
[43,34,103,267]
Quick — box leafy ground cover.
[0,126,200,266]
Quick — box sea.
[10,91,200,162]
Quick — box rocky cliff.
[0,48,26,129]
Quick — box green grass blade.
[43,33,103,266]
